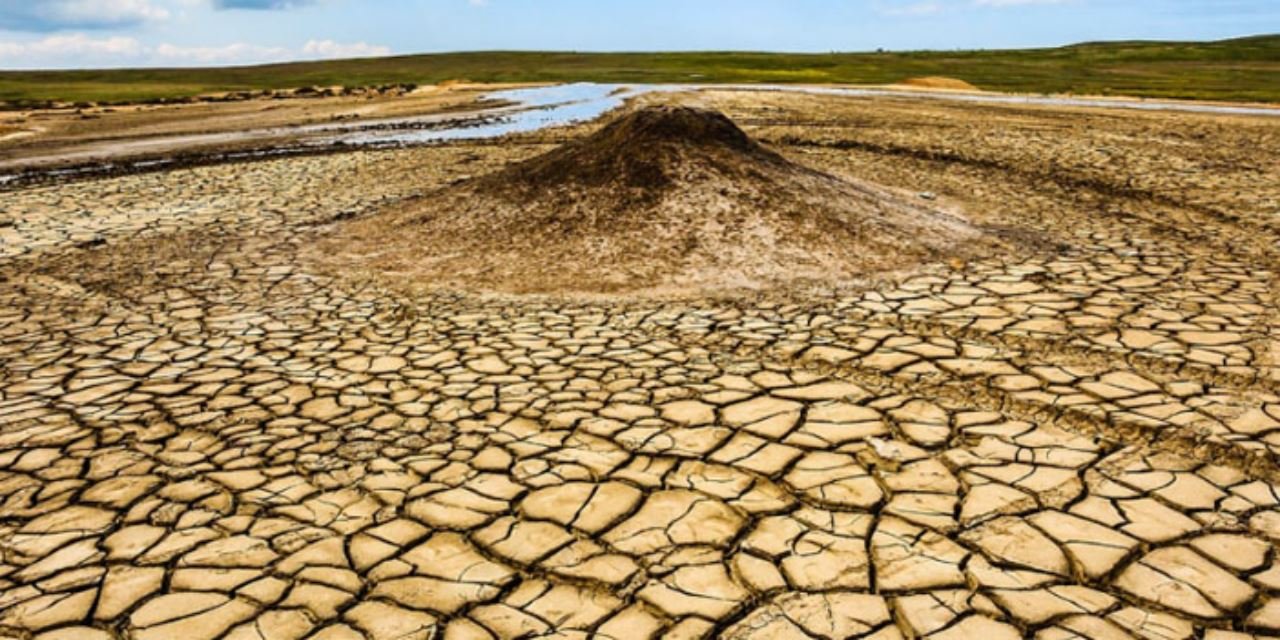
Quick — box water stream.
[2,82,1277,185]
[332,82,1280,147]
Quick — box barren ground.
[0,84,508,172]
[1,88,1279,640]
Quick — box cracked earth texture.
[0,89,1279,639]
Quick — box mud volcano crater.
[317,105,992,295]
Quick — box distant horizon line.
[3,32,1275,74]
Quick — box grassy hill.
[1,34,1277,106]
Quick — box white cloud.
[301,40,390,59]
[0,0,170,31]
[0,33,143,58]
[154,42,292,64]
[876,2,945,17]
[0,33,392,69]
[59,0,170,23]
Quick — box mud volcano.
[322,105,987,294]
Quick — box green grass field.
[2,34,1277,106]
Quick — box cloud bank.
[0,0,170,31]
[0,34,389,69]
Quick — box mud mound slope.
[900,77,981,91]
[318,105,994,295]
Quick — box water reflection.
[335,83,645,146]
[328,82,1280,148]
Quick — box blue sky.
[0,0,1277,69]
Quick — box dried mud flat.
[0,88,1279,640]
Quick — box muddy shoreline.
[0,111,522,192]
[6,82,1279,193]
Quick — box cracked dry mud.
[1,88,1279,640]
